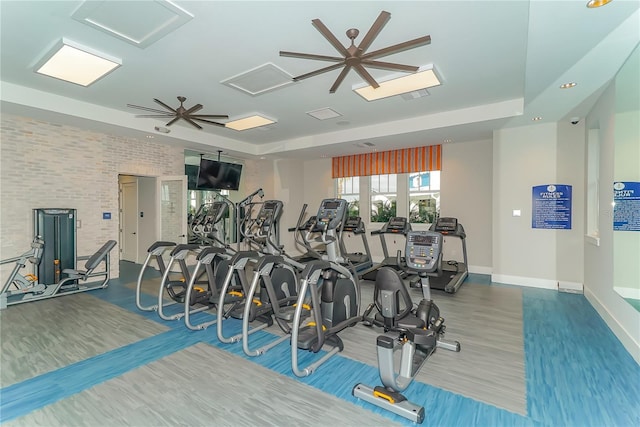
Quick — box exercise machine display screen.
[388,217,407,231]
[323,201,340,210]
[256,200,283,227]
[433,217,458,233]
[405,230,442,272]
[317,199,347,230]
[407,233,439,245]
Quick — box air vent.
[306,108,342,120]
[355,142,376,148]
[72,0,193,48]
[221,63,294,96]
[401,89,430,101]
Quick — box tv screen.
[185,164,199,190]
[197,159,243,191]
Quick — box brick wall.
[0,114,184,279]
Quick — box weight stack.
[33,208,77,284]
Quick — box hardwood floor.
[1,263,638,426]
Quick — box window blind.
[331,145,441,178]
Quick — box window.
[370,174,397,223]
[336,177,360,217]
[409,171,440,224]
[586,129,600,241]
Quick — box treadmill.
[359,217,415,282]
[339,216,373,274]
[428,217,468,293]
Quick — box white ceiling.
[1,1,639,161]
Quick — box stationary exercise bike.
[353,230,460,424]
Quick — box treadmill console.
[405,230,442,273]
[316,199,348,231]
[430,217,465,238]
[343,216,364,233]
[386,217,410,234]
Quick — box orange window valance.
[331,145,441,178]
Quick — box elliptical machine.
[290,198,361,377]
[353,230,460,424]
[216,199,300,345]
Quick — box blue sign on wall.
[532,184,572,229]
[613,181,640,231]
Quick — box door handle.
[132,232,137,235]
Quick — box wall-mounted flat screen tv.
[197,158,243,191]
[185,164,200,190]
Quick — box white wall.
[585,77,640,363]
[492,123,559,287]
[556,122,586,290]
[0,114,184,279]
[441,139,493,274]
[491,122,586,289]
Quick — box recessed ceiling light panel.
[226,114,276,131]
[353,66,441,101]
[34,39,121,86]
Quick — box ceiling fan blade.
[353,64,380,89]
[357,11,391,56]
[312,18,349,57]
[154,98,177,113]
[280,50,344,63]
[183,116,203,130]
[362,35,431,60]
[127,104,172,115]
[134,114,175,118]
[191,117,226,127]
[329,66,353,93]
[190,114,229,119]
[361,59,420,73]
[165,117,180,127]
[292,62,346,82]
[184,104,203,115]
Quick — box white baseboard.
[491,274,557,289]
[584,287,640,365]
[469,265,492,275]
[614,286,640,300]
[558,280,584,294]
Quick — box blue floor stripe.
[523,288,640,427]
[0,328,202,423]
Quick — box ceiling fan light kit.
[279,10,431,93]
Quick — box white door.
[121,181,139,262]
[156,175,188,244]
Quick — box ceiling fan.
[280,10,431,93]
[127,96,229,130]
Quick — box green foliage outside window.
[347,200,360,218]
[371,199,397,223]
